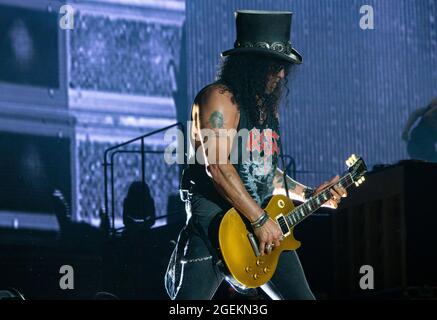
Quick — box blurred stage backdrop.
[0,0,436,299]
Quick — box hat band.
[234,40,293,54]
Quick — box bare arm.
[193,86,262,222]
[273,168,308,202]
[273,168,347,209]
[192,85,282,254]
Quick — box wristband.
[251,211,269,229]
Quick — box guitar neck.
[286,173,354,227]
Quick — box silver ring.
[266,244,273,251]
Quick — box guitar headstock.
[345,154,367,187]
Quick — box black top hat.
[221,10,302,64]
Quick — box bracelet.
[303,187,315,200]
[251,211,269,229]
[250,211,265,225]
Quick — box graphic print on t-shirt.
[239,127,280,205]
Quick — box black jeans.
[166,194,315,300]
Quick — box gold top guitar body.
[218,154,367,288]
[219,194,300,288]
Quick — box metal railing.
[103,122,185,233]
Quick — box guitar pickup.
[276,214,291,237]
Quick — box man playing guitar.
[165,10,347,300]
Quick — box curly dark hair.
[216,53,296,124]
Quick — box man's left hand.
[314,175,347,209]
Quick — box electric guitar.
[218,154,367,288]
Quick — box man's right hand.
[253,218,283,256]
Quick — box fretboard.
[286,174,354,227]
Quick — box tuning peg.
[352,154,358,161]
[355,182,360,187]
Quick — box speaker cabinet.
[296,161,437,298]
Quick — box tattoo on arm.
[209,111,224,129]
[275,168,309,200]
